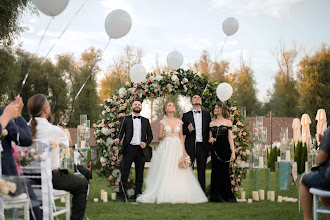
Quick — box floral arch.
[94,69,251,197]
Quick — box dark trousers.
[187,142,208,192]
[52,169,88,220]
[74,165,91,183]
[119,144,146,198]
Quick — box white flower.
[183,77,188,83]
[6,182,16,193]
[127,189,135,198]
[106,137,114,146]
[30,148,36,153]
[171,75,178,82]
[1,129,8,137]
[100,156,107,163]
[101,128,111,136]
[152,83,158,88]
[102,111,106,115]
[155,75,163,81]
[118,87,127,98]
[232,125,237,132]
[112,169,121,178]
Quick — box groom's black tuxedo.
[182,110,211,191]
[118,115,153,156]
[117,114,153,199]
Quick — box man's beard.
[133,108,141,113]
[47,113,54,124]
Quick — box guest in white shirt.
[27,94,88,220]
[73,145,91,182]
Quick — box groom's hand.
[114,138,120,145]
[188,123,194,132]
[140,142,146,149]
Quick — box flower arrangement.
[17,148,41,166]
[178,156,191,169]
[95,69,250,192]
[0,128,8,140]
[0,179,17,195]
[50,140,59,148]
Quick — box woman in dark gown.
[208,102,236,203]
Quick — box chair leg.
[65,193,70,220]
[24,201,30,220]
[313,194,318,220]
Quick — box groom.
[114,99,153,201]
[182,94,211,192]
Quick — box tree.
[99,45,144,100]
[267,41,300,117]
[0,0,35,45]
[297,45,330,134]
[230,57,261,116]
[68,47,101,127]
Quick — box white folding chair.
[21,140,70,220]
[309,188,330,220]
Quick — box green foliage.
[0,0,35,45]
[267,147,279,172]
[294,141,308,174]
[297,45,330,136]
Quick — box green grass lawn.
[58,169,312,220]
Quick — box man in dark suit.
[182,94,211,192]
[114,99,153,201]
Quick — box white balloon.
[33,0,69,17]
[216,83,233,102]
[167,50,184,69]
[130,64,147,83]
[222,17,239,36]
[105,9,132,39]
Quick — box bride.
[136,101,208,204]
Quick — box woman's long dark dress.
[210,125,237,203]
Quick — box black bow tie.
[133,116,141,119]
[194,110,201,114]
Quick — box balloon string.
[74,38,112,101]
[17,0,88,96]
[18,17,53,96]
[219,36,228,59]
[43,0,89,59]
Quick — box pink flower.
[133,83,137,88]
[108,123,113,128]
[111,162,115,165]
[113,146,117,150]
[166,84,171,88]
[116,161,120,164]
[113,95,117,100]
[129,96,134,101]
[231,180,235,185]
[243,152,246,156]
[120,99,124,103]
[234,187,238,191]
[230,107,236,111]
[99,138,103,143]
[93,123,97,127]
[112,156,116,161]
[234,110,238,114]
[143,91,146,95]
[240,171,243,174]
[243,132,247,136]
[111,107,116,112]
[110,128,115,132]
[116,121,120,125]
[114,150,118,154]
[115,180,119,185]
[109,175,113,180]
[150,93,154,97]
[111,166,114,169]
[106,108,111,112]
[102,162,106,167]
[128,178,131,182]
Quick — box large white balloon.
[130,64,147,83]
[167,50,184,69]
[216,83,233,102]
[33,0,69,17]
[105,9,132,39]
[222,17,239,36]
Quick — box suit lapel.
[140,117,145,141]
[190,111,195,128]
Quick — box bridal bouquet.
[178,156,191,169]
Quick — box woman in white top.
[28,94,88,220]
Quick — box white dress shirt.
[130,114,142,145]
[74,150,81,165]
[193,110,203,142]
[31,117,69,170]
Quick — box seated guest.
[1,97,42,220]
[73,145,91,182]
[300,126,330,220]
[27,94,88,220]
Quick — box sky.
[17,0,330,103]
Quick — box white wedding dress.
[136,119,208,204]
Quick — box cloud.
[209,0,305,18]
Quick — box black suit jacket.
[117,115,153,156]
[0,108,33,175]
[182,110,211,154]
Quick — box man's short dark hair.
[132,99,142,104]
